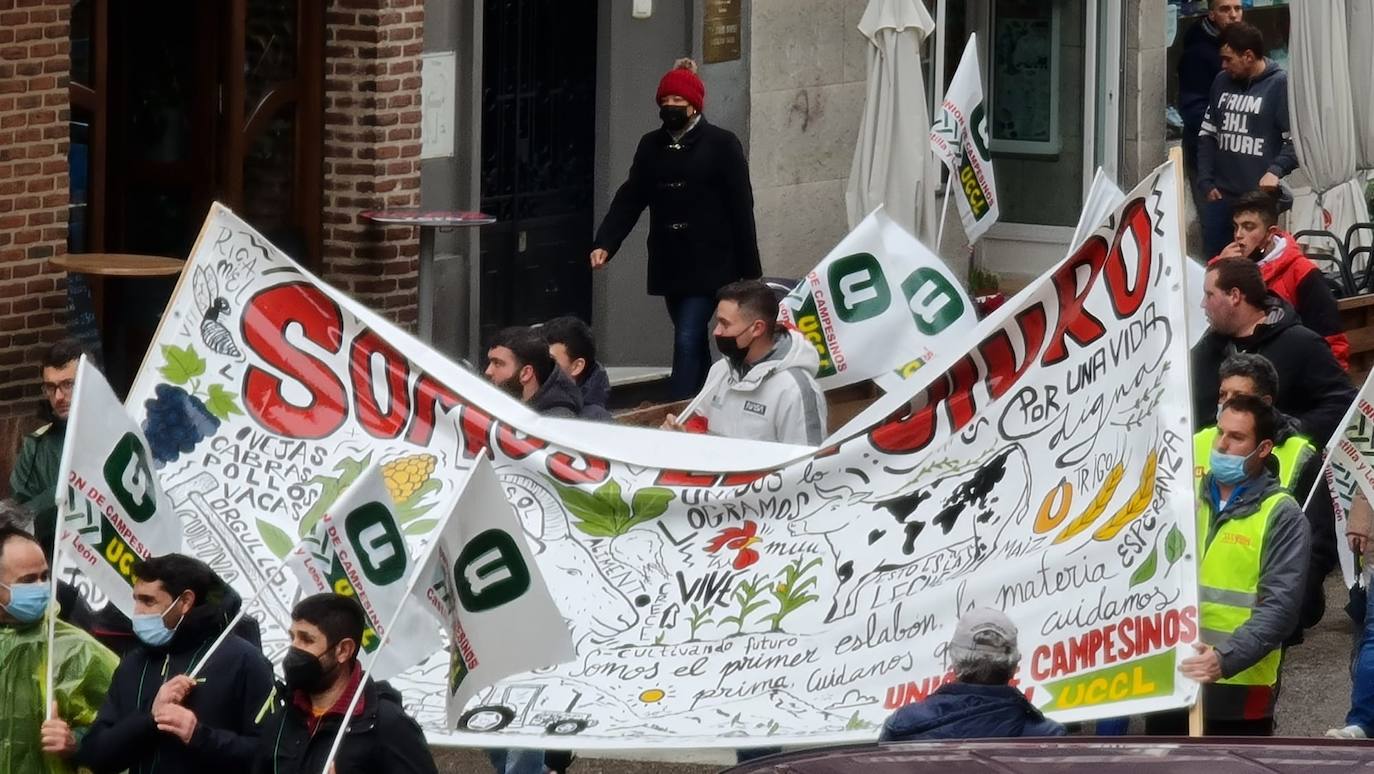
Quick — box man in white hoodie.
[666,279,826,445]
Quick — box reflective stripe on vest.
[1196,489,1292,687]
[1193,428,1314,493]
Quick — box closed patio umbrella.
[845,0,938,242]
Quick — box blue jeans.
[665,295,715,401]
[487,748,544,774]
[1347,584,1374,732]
[1200,196,1235,260]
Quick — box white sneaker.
[1326,725,1369,739]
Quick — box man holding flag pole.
[253,456,571,773]
[62,553,275,774]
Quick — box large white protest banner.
[779,207,978,389]
[129,160,1197,748]
[55,357,182,620]
[930,34,999,243]
[1321,373,1374,588]
[286,463,444,680]
[412,456,574,721]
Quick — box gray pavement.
[430,574,1362,772]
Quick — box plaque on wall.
[703,0,741,64]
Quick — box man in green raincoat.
[0,524,116,773]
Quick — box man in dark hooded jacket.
[1196,22,1300,258]
[1192,258,1354,447]
[542,315,613,421]
[881,608,1063,742]
[68,553,274,774]
[485,326,594,419]
[253,593,436,774]
[1178,1,1242,186]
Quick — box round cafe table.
[50,253,185,390]
[360,209,496,356]
[50,252,184,277]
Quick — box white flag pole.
[46,356,88,721]
[318,496,457,774]
[187,560,295,679]
[935,173,954,254]
[43,535,62,721]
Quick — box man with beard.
[484,326,591,419]
[252,593,436,773]
[10,339,85,553]
[1212,189,1348,369]
[61,554,274,774]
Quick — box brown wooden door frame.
[72,0,323,268]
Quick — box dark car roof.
[723,739,1374,773]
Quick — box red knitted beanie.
[656,58,705,112]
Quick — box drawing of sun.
[638,688,667,704]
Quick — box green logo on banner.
[901,268,965,335]
[1042,649,1175,711]
[345,502,407,586]
[827,253,890,323]
[456,529,531,612]
[103,432,157,523]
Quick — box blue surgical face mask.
[1210,446,1258,485]
[132,596,185,648]
[1,582,50,624]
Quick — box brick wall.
[321,0,425,331]
[0,0,70,424]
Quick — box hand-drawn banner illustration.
[1323,373,1374,587]
[56,357,183,620]
[125,161,1198,748]
[779,207,977,389]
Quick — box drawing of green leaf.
[298,453,373,538]
[554,480,676,538]
[403,519,439,536]
[257,518,294,559]
[394,478,442,525]
[1164,524,1185,567]
[159,344,206,385]
[768,557,824,632]
[630,487,674,522]
[553,481,619,534]
[204,383,243,421]
[1129,545,1158,588]
[593,480,631,530]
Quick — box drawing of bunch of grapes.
[142,344,242,467]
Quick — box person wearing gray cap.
[879,608,1064,742]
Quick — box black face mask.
[715,330,752,370]
[660,105,690,132]
[282,646,337,693]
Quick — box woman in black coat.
[590,58,761,399]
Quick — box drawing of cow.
[501,474,641,648]
[789,445,1030,622]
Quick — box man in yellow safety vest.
[1152,394,1310,735]
[1193,352,1333,642]
[1193,353,1319,499]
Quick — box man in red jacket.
[1212,189,1350,369]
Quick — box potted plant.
[968,263,1006,317]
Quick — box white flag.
[412,457,574,723]
[930,34,999,242]
[1320,375,1374,588]
[779,207,978,389]
[286,463,443,680]
[54,357,182,619]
